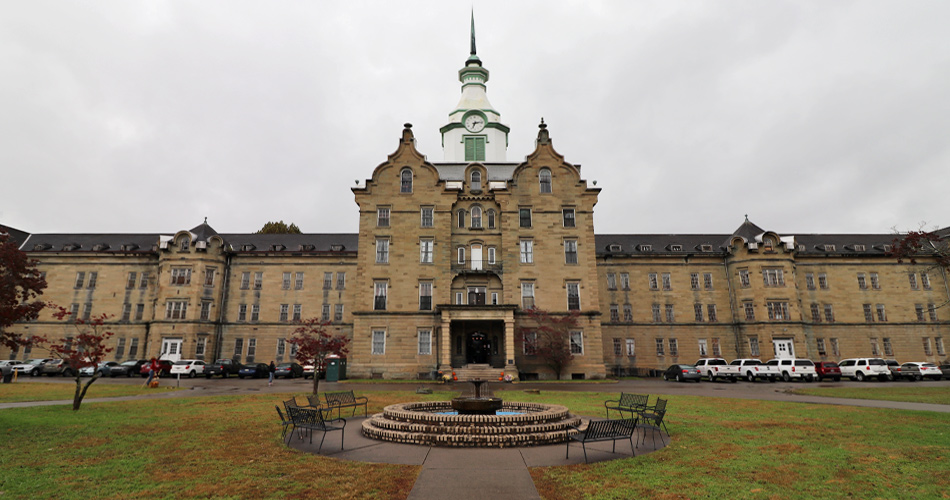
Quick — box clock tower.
[440,13,509,163]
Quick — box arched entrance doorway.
[466,332,491,364]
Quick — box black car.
[662,364,702,383]
[238,363,269,379]
[205,359,243,378]
[114,360,148,377]
[274,362,303,379]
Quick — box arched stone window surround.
[400,168,413,193]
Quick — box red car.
[139,360,173,377]
[814,361,841,382]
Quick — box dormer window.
[670,245,682,252]
[400,168,413,193]
[330,244,344,252]
[763,239,773,251]
[471,171,481,191]
[242,244,255,251]
[92,244,109,252]
[608,244,623,253]
[854,244,865,252]
[271,245,285,251]
[797,244,806,252]
[539,168,552,194]
[700,244,713,252]
[823,244,836,252]
[300,244,315,251]
[882,244,892,252]
[639,244,652,252]
[179,237,190,252]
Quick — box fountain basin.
[450,396,503,415]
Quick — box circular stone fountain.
[361,380,580,448]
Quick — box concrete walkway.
[285,414,667,500]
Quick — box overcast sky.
[2,1,948,237]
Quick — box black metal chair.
[275,405,293,443]
[638,398,669,447]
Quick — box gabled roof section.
[190,220,219,242]
[0,224,30,248]
[729,216,766,245]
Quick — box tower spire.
[470,9,476,56]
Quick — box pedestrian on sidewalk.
[268,360,276,386]
[145,357,159,387]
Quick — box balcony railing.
[450,260,503,274]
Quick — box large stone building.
[3,33,948,379]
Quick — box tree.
[256,221,302,234]
[0,233,47,353]
[50,307,115,410]
[518,308,580,379]
[889,230,950,269]
[286,318,350,395]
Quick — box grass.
[790,385,950,405]
[0,382,183,403]
[0,389,948,499]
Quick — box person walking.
[268,360,276,387]
[145,357,159,387]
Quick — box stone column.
[440,316,452,369]
[503,312,519,380]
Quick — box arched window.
[471,171,482,190]
[471,206,482,228]
[457,209,465,228]
[400,168,413,193]
[539,168,552,193]
[457,246,466,264]
[179,237,190,252]
[487,209,496,229]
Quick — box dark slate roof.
[596,234,731,256]
[189,222,219,241]
[19,233,161,253]
[730,218,766,244]
[0,224,30,247]
[790,234,898,255]
[219,233,358,253]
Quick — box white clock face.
[464,114,485,132]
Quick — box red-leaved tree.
[287,317,350,395]
[51,306,115,410]
[889,230,950,269]
[518,308,579,379]
[0,233,48,353]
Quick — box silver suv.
[838,358,890,381]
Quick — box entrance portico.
[439,305,519,379]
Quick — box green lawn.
[0,382,183,403]
[790,385,950,405]
[0,389,947,499]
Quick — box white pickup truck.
[729,359,777,382]
[693,358,740,382]
[766,358,818,382]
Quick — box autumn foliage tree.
[518,308,580,379]
[256,221,302,234]
[889,230,950,269]
[286,317,350,395]
[0,233,48,353]
[50,306,115,410]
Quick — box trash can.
[326,356,347,382]
[1,367,12,384]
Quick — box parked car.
[940,363,950,380]
[694,358,739,382]
[97,361,124,377]
[894,362,922,381]
[80,361,121,377]
[274,362,303,379]
[814,361,841,382]
[205,359,243,378]
[238,363,269,379]
[0,360,19,380]
[115,360,148,377]
[15,358,53,377]
[139,359,173,377]
[902,362,943,381]
[769,358,817,382]
[838,358,890,381]
[170,360,207,378]
[729,359,775,382]
[41,359,76,377]
[884,359,904,381]
[661,364,701,383]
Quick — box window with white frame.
[567,282,580,310]
[818,273,828,289]
[486,209,496,229]
[279,304,289,322]
[521,282,535,309]
[86,273,98,289]
[240,272,250,289]
[739,269,750,288]
[929,303,938,321]
[916,304,926,322]
[564,240,578,264]
[763,268,785,287]
[372,330,386,355]
[457,246,466,264]
[649,273,658,290]
[336,272,345,290]
[195,337,207,359]
[115,338,127,359]
[806,273,815,290]
[655,338,665,356]
[883,337,893,356]
[857,273,867,290]
[276,339,286,358]
[420,239,433,263]
[707,304,718,322]
[749,337,760,357]
[665,304,675,323]
[400,168,412,193]
[179,237,189,252]
[623,304,633,322]
[520,240,533,264]
[662,273,672,290]
[711,338,721,357]
[323,272,333,290]
[694,303,704,322]
[609,305,619,322]
[470,171,481,190]
[620,273,630,290]
[121,303,132,322]
[127,272,137,289]
[816,338,826,356]
[487,247,496,264]
[140,272,150,289]
[200,301,212,321]
[830,338,839,356]
[923,337,933,356]
[766,301,790,321]
[935,337,945,356]
[283,272,292,290]
[870,337,880,356]
[170,268,191,286]
[606,273,617,290]
[811,303,821,322]
[322,304,331,321]
[421,207,434,228]
[419,281,432,311]
[523,331,537,355]
[704,273,713,290]
[651,304,661,322]
[250,305,260,322]
[922,272,931,290]
[668,338,678,356]
[470,206,482,228]
[743,302,755,321]
[238,304,247,322]
[254,272,263,290]
[376,238,389,263]
[418,330,432,355]
[293,304,302,321]
[334,304,343,322]
[909,273,919,290]
[626,338,635,356]
[374,281,387,310]
[870,272,880,289]
[165,301,188,320]
[569,331,583,355]
[562,208,575,228]
[690,273,700,290]
[613,338,622,356]
[296,272,305,290]
[876,304,887,322]
[539,168,552,193]
[698,339,708,357]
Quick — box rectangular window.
[818,273,828,289]
[200,301,212,321]
[864,303,874,322]
[276,339,286,358]
[739,269,750,288]
[567,282,580,311]
[668,338,678,357]
[233,338,244,361]
[909,273,919,290]
[253,272,263,290]
[336,272,345,290]
[420,239,433,263]
[876,304,887,322]
[421,207,434,227]
[883,337,893,356]
[609,305,619,322]
[377,207,390,227]
[491,292,498,305]
[519,208,532,228]
[128,338,139,359]
[626,338,636,356]
[464,136,486,161]
[766,301,790,321]
[324,272,333,290]
[857,273,867,290]
[419,281,433,311]
[606,273,617,290]
[322,304,331,321]
[374,281,387,310]
[279,304,289,322]
[135,304,144,321]
[811,303,821,322]
[121,303,132,322]
[623,304,633,322]
[75,271,85,289]
[870,338,880,356]
[652,304,662,322]
[471,208,482,228]
[936,337,945,356]
[562,208,575,228]
[712,338,721,357]
[456,292,463,305]
[570,331,584,355]
[70,303,80,318]
[521,282,535,309]
[665,304,675,323]
[170,268,191,286]
[806,273,815,290]
[488,247,496,264]
[127,272,137,289]
[115,338,127,359]
[487,210,496,229]
[749,337,760,357]
[763,269,785,287]
[293,304,302,322]
[564,240,578,264]
[690,273,700,290]
[246,339,257,363]
[195,337,207,359]
[457,246,465,265]
[707,304,718,322]
[870,272,880,289]
[238,304,247,322]
[372,330,386,355]
[704,273,713,290]
[250,305,260,322]
[520,240,533,264]
[620,273,630,290]
[201,267,214,287]
[295,272,304,290]
[743,302,755,321]
[418,330,432,355]
[613,338,622,356]
[282,272,292,290]
[810,338,825,357]
[698,339,708,357]
[334,304,343,322]
[824,304,835,323]
[140,272,149,289]
[655,338,665,356]
[831,338,840,357]
[922,273,931,290]
[929,303,938,321]
[649,273,658,290]
[694,303,704,322]
[923,337,933,356]
[87,272,98,288]
[662,273,672,291]
[524,331,537,355]
[165,301,187,320]
[376,239,389,264]
[241,272,250,290]
[916,304,926,322]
